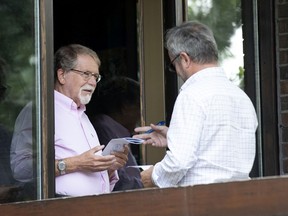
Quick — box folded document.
[102,137,144,156]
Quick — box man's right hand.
[133,124,168,147]
[56,145,116,176]
[76,145,116,172]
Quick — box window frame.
[39,0,55,199]
[8,0,279,203]
[242,0,279,177]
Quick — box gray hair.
[165,21,218,64]
[54,44,101,82]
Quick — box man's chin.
[80,95,92,105]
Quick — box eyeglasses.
[167,54,180,73]
[70,69,101,83]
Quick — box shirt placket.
[78,110,108,193]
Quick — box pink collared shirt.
[54,90,118,196]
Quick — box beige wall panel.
[141,0,166,164]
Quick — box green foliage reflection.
[0,0,35,131]
[188,0,244,88]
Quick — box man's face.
[168,52,190,82]
[62,54,99,107]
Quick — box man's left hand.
[141,165,156,188]
[108,145,129,171]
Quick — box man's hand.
[108,145,129,172]
[133,124,168,147]
[71,145,116,173]
[141,166,156,188]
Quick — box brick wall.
[278,0,288,173]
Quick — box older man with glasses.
[134,21,258,189]
[53,44,129,196]
[11,44,129,197]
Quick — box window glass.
[187,0,243,88]
[0,0,39,203]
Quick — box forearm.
[55,156,80,176]
[11,156,33,182]
[10,138,33,182]
[10,102,33,182]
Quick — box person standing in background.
[86,76,143,191]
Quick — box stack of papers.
[102,137,144,156]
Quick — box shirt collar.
[180,67,225,92]
[54,90,86,112]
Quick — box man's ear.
[57,68,66,84]
[180,52,191,69]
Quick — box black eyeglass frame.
[70,69,101,83]
[167,54,180,73]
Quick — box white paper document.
[127,165,152,171]
[102,137,144,156]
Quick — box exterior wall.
[2,176,288,216]
[278,0,288,173]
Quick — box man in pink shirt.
[11,44,128,197]
[54,44,129,196]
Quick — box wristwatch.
[57,159,66,175]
